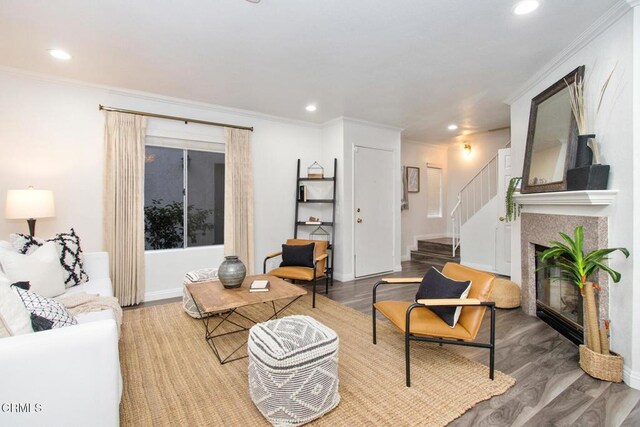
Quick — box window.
[144,140,225,250]
[426,164,443,218]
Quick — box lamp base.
[27,218,36,237]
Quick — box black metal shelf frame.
[294,158,337,285]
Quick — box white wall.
[400,140,448,260]
[460,196,498,272]
[509,12,637,386]
[446,128,510,235]
[0,68,323,301]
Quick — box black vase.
[575,134,595,167]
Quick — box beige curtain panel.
[104,112,147,306]
[224,127,255,274]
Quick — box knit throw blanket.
[56,292,123,335]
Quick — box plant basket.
[579,345,623,382]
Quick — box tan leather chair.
[372,263,496,386]
[263,239,329,308]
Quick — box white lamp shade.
[5,188,55,219]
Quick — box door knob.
[499,216,505,222]
[357,218,363,223]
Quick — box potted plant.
[540,226,629,381]
[565,65,616,190]
[505,177,522,223]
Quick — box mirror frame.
[521,65,585,194]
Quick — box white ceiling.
[0,0,621,142]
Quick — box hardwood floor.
[137,260,640,426]
[322,261,640,426]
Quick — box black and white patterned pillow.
[10,233,44,255]
[10,229,89,288]
[11,283,77,329]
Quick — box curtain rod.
[98,104,254,132]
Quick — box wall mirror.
[521,65,584,194]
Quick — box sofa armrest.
[83,252,110,280]
[0,320,121,426]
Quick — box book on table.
[250,280,270,292]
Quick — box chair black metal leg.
[312,277,316,308]
[325,275,329,294]
[372,306,377,344]
[490,305,496,380]
[405,330,411,387]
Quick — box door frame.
[352,143,399,278]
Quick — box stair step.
[417,239,458,257]
[410,250,460,265]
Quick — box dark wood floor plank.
[522,375,610,426]
[572,381,640,427]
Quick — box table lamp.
[5,187,55,236]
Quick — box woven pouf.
[182,268,218,318]
[490,278,521,309]
[248,315,340,426]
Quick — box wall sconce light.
[463,143,472,157]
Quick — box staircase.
[410,238,460,268]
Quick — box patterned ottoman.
[182,268,218,318]
[248,315,340,426]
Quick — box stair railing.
[450,196,462,257]
[449,152,501,257]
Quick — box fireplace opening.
[534,244,584,345]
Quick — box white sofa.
[0,252,122,427]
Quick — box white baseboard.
[144,287,183,302]
[333,272,354,282]
[624,366,640,390]
[394,263,402,272]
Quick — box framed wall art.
[406,166,420,193]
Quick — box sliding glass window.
[144,139,224,250]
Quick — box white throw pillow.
[0,270,10,288]
[0,242,66,298]
[0,284,34,337]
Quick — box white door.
[354,146,394,277]
[495,148,512,276]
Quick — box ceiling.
[0,0,621,142]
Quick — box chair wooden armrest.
[315,253,328,262]
[381,277,423,284]
[263,251,283,273]
[265,251,282,259]
[373,277,423,305]
[415,298,484,307]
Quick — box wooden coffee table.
[186,274,306,364]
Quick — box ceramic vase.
[575,134,595,168]
[218,256,246,288]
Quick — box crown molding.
[0,65,323,130]
[504,1,631,104]
[341,116,404,132]
[401,139,449,150]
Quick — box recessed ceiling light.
[448,124,458,131]
[513,0,540,15]
[48,49,71,60]
[305,105,317,112]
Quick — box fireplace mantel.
[513,190,618,206]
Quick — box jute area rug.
[119,293,514,426]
